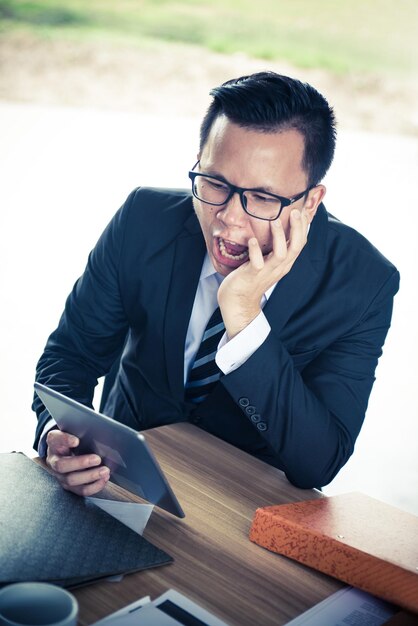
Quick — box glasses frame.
[188,161,314,221]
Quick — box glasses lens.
[244,191,282,220]
[193,175,230,205]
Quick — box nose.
[216,191,247,227]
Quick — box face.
[193,115,326,276]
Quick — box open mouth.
[218,237,249,261]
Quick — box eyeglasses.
[188,161,313,221]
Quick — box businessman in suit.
[33,71,399,496]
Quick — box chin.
[211,258,229,276]
[214,257,246,277]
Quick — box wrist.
[221,304,261,339]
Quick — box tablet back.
[34,382,185,518]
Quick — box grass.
[1,0,417,76]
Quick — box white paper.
[87,497,154,535]
[285,586,397,626]
[151,589,229,626]
[92,597,151,625]
[103,605,177,626]
[91,589,230,626]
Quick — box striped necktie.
[185,306,225,403]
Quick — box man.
[33,71,399,496]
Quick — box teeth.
[218,238,249,261]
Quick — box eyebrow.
[200,167,279,195]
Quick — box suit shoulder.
[131,186,192,202]
[113,186,199,257]
[124,186,193,215]
[119,186,196,233]
[327,212,398,278]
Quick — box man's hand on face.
[46,429,110,496]
[217,208,309,338]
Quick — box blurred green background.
[1,0,417,75]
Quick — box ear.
[303,185,326,224]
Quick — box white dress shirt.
[184,253,274,382]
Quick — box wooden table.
[73,422,343,625]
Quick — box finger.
[62,476,110,497]
[270,216,288,260]
[58,465,110,489]
[47,429,79,456]
[247,237,264,271]
[288,209,308,255]
[47,452,102,475]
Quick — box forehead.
[200,115,307,187]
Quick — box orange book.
[249,492,418,613]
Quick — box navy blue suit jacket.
[33,187,399,488]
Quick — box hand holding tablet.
[46,428,111,496]
[34,382,185,517]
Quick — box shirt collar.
[200,253,224,286]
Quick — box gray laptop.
[34,382,185,518]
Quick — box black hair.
[199,71,337,187]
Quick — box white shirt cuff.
[215,311,271,375]
[38,417,58,457]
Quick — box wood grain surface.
[71,423,345,625]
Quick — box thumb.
[47,429,79,456]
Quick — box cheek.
[253,226,273,253]
[194,201,210,231]
[193,199,217,225]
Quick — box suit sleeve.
[32,191,136,449]
[221,268,400,488]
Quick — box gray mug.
[0,583,78,626]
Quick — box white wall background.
[0,102,417,515]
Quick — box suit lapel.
[164,214,206,398]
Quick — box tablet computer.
[34,382,185,518]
